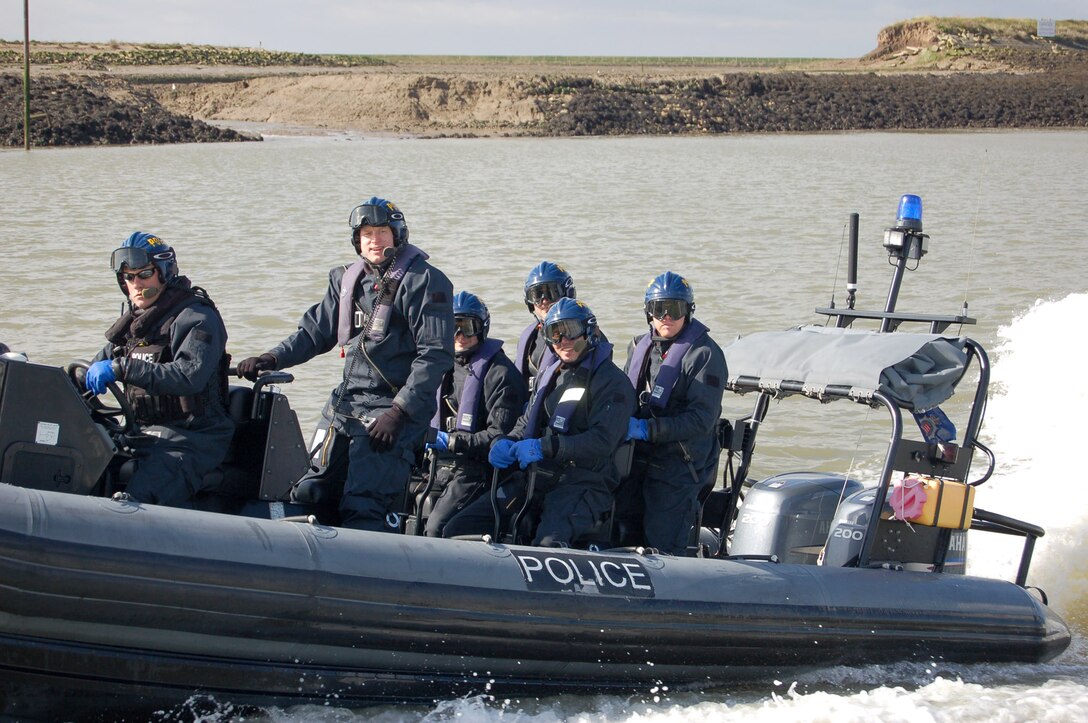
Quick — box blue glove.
[426,430,450,452]
[489,438,517,469]
[86,360,116,395]
[626,417,650,442]
[514,438,545,469]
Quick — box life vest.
[337,243,428,346]
[626,319,709,410]
[431,338,504,432]
[104,282,227,425]
[524,341,613,437]
[514,321,557,387]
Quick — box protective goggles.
[646,299,690,320]
[110,247,172,273]
[454,316,484,338]
[543,318,589,345]
[120,267,157,282]
[349,203,403,230]
[526,282,565,306]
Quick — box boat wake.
[968,292,1088,643]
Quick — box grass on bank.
[0,42,822,68]
[371,55,821,67]
[891,16,1088,45]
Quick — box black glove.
[236,353,277,381]
[368,404,407,453]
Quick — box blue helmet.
[524,261,576,312]
[542,297,599,350]
[644,271,695,323]
[110,231,178,294]
[453,290,491,340]
[348,196,409,253]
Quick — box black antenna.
[846,213,859,310]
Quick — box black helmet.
[348,196,409,254]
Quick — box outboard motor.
[731,472,863,564]
[822,488,968,573]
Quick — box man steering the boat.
[421,291,528,538]
[235,197,455,532]
[443,297,634,547]
[82,231,234,507]
[618,271,726,555]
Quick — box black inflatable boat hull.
[0,484,1070,719]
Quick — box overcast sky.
[2,1,1082,58]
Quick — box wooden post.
[23,0,31,150]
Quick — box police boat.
[0,195,1071,720]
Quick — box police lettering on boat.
[512,549,655,597]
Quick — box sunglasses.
[348,203,404,230]
[454,316,484,338]
[526,282,564,306]
[646,299,690,320]
[543,318,588,345]
[120,267,158,282]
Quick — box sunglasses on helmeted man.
[120,268,157,282]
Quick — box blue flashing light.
[896,194,923,228]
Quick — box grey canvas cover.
[723,325,970,411]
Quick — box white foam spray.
[966,293,1088,638]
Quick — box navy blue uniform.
[267,247,454,530]
[444,343,634,546]
[424,344,527,537]
[95,280,233,506]
[619,322,726,554]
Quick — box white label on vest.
[558,387,585,404]
[460,413,473,427]
[35,421,60,446]
[652,384,665,399]
[371,315,386,335]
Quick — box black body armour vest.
[105,283,228,426]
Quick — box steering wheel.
[66,359,139,436]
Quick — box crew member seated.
[514,261,577,390]
[423,291,528,537]
[82,231,234,507]
[617,271,726,554]
[443,298,634,547]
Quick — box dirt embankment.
[2,17,1087,145]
